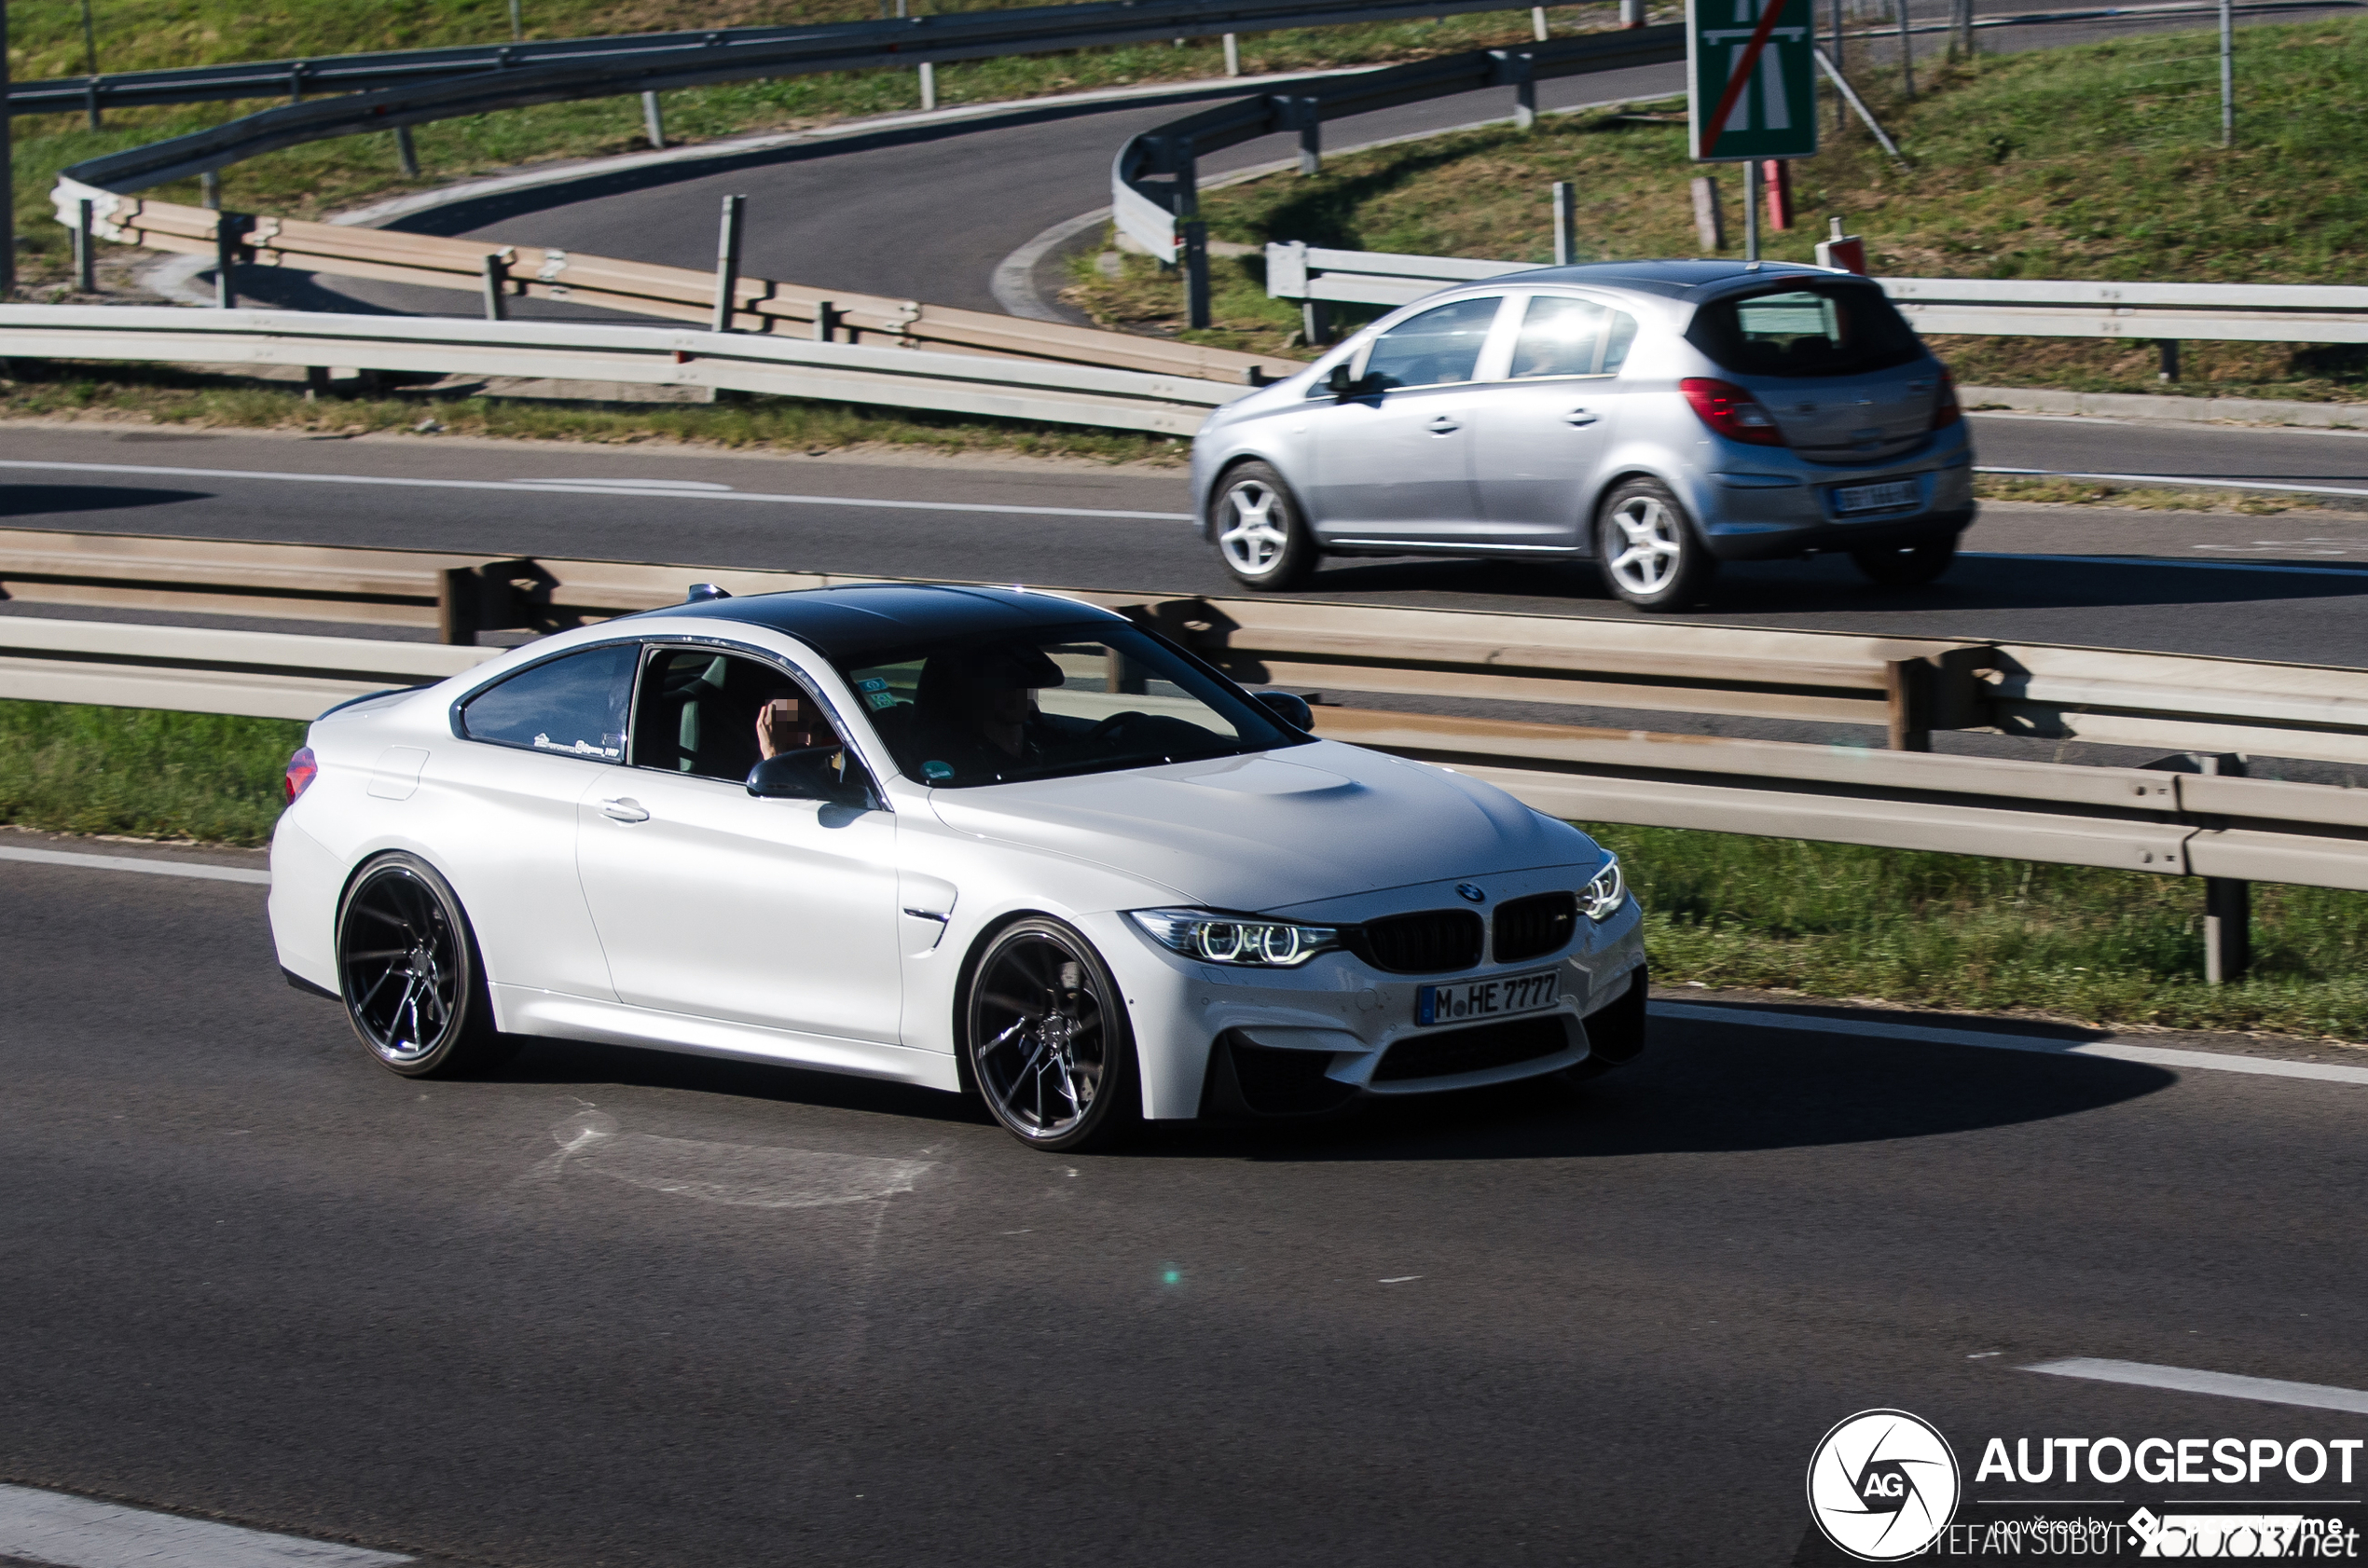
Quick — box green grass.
[8,0,1632,288]
[1596,824,2368,1041]
[0,359,1188,462]
[0,699,305,845]
[1064,17,2368,399]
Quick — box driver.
[915,642,1067,777]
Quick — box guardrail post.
[304,365,330,402]
[2157,340,2180,382]
[201,170,220,210]
[394,124,420,177]
[919,61,936,112]
[1282,97,1322,175]
[214,211,247,309]
[814,300,837,342]
[75,199,96,294]
[1223,33,1241,75]
[712,193,746,334]
[1552,182,1576,266]
[1883,657,1931,751]
[85,77,102,132]
[1491,50,1537,131]
[1620,0,1644,24]
[1531,6,1549,40]
[641,91,666,149]
[1897,0,1916,96]
[2194,752,2251,984]
[481,254,508,322]
[1181,222,1212,331]
[1691,176,1723,252]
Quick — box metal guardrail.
[46,187,1300,386]
[0,306,1246,434]
[49,0,1576,192]
[1263,244,2368,345]
[5,530,2367,900]
[1109,26,1686,323]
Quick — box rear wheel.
[1213,461,1318,591]
[1852,536,1959,587]
[964,918,1138,1151]
[1595,480,1716,611]
[336,853,511,1079]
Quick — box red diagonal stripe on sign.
[1700,0,1790,157]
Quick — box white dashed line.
[0,1482,410,1568]
[2021,1358,2368,1416]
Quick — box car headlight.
[1128,908,1341,967]
[1581,856,1626,921]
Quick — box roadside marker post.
[1688,0,1818,257]
[1814,216,1865,272]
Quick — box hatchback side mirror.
[748,745,876,810]
[1252,691,1315,732]
[1324,362,1376,399]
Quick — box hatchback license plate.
[1416,969,1559,1026]
[1835,478,1921,515]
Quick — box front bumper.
[1096,880,1649,1121]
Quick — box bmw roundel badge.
[1455,884,1486,903]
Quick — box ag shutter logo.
[1808,1409,1962,1561]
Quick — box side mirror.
[747,745,875,810]
[1324,362,1374,399]
[1252,691,1315,732]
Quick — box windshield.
[836,620,1302,788]
[1687,284,1922,378]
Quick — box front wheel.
[1212,461,1318,591]
[964,918,1138,1151]
[1852,536,1959,587]
[336,852,511,1078]
[1594,480,1716,611]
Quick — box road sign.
[1687,0,1819,162]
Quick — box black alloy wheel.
[335,853,510,1078]
[1852,536,1960,587]
[964,917,1138,1151]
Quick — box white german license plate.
[1415,969,1559,1026]
[1834,478,1921,515]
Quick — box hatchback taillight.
[1680,377,1786,447]
[283,746,318,804]
[1930,365,1962,430]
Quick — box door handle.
[599,797,650,823]
[1425,415,1461,434]
[1564,408,1599,426]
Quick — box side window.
[632,647,842,785]
[458,642,635,760]
[1361,296,1504,391]
[1508,296,1641,379]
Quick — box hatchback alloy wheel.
[1212,461,1317,590]
[1594,478,1716,611]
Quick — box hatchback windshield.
[1687,283,1922,378]
[836,621,1301,787]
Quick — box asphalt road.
[4,846,2365,1566]
[7,421,2368,671]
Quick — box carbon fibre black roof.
[636,583,1123,663]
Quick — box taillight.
[1679,378,1786,447]
[1930,365,1962,429]
[283,747,318,804]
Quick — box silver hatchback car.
[1192,260,1976,609]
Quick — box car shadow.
[0,486,213,518]
[1299,550,2368,616]
[485,1000,2170,1159]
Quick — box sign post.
[1687,0,1818,258]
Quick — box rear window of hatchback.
[1686,283,1924,378]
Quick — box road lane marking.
[0,846,269,885]
[1649,1001,2368,1086]
[2021,1358,2368,1416]
[0,1482,410,1568]
[1978,465,2368,501]
[0,459,1194,522]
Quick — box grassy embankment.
[1069,15,2368,407]
[6,700,2362,1040]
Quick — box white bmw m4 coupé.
[270,584,1648,1150]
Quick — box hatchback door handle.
[1565,408,1599,426]
[1426,415,1461,434]
[599,797,650,823]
